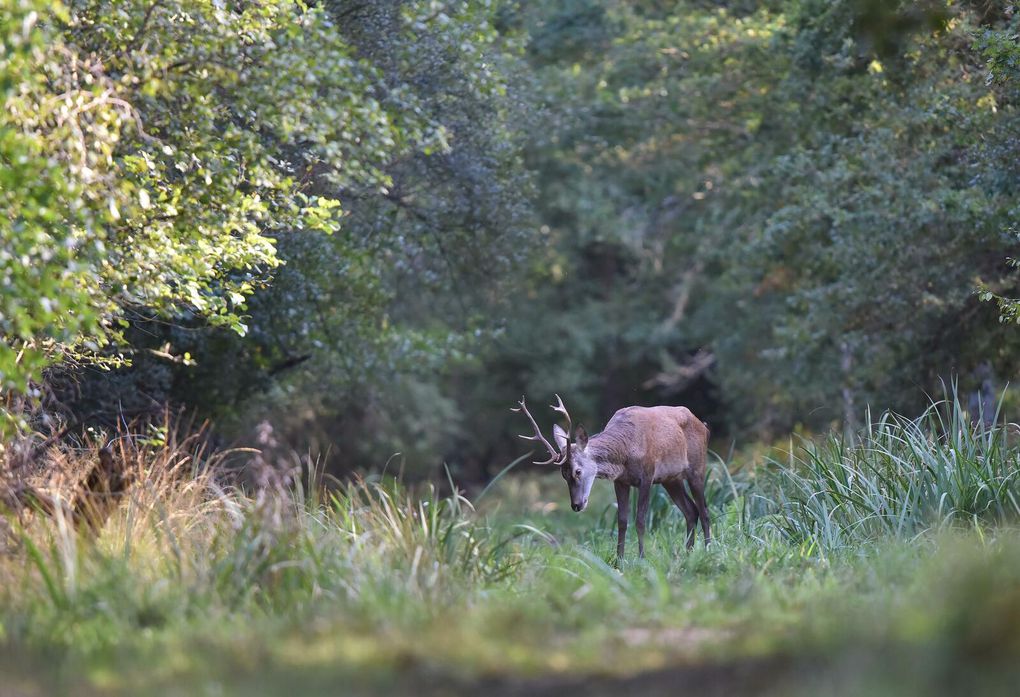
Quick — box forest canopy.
[2,0,1019,478]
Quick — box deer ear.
[553,424,569,453]
[575,424,588,450]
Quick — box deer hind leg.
[663,480,698,550]
[613,480,630,563]
[687,474,711,545]
[635,480,652,559]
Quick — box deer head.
[512,395,594,512]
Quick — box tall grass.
[761,392,1020,550]
[0,426,530,655]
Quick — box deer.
[512,395,711,560]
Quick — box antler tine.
[550,393,573,437]
[511,395,563,465]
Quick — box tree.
[975,10,1020,324]
[478,0,1020,446]
[50,0,539,472]
[1,0,438,407]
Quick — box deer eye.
[574,469,581,479]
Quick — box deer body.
[587,406,706,484]
[513,397,711,561]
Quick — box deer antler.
[511,395,565,465]
[550,393,572,440]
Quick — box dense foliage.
[1,0,441,395]
[498,0,1020,442]
[2,0,1019,476]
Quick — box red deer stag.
[512,395,710,559]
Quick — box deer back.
[593,406,707,483]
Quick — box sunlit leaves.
[1,0,440,392]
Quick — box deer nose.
[571,502,582,512]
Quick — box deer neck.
[593,453,627,480]
[586,433,628,480]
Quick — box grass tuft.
[760,392,1020,551]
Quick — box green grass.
[2,398,1020,695]
[760,394,1020,552]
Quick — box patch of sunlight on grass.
[276,632,388,668]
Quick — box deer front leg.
[636,480,652,558]
[614,480,630,563]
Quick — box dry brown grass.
[0,414,250,554]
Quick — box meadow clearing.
[3,396,1020,696]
